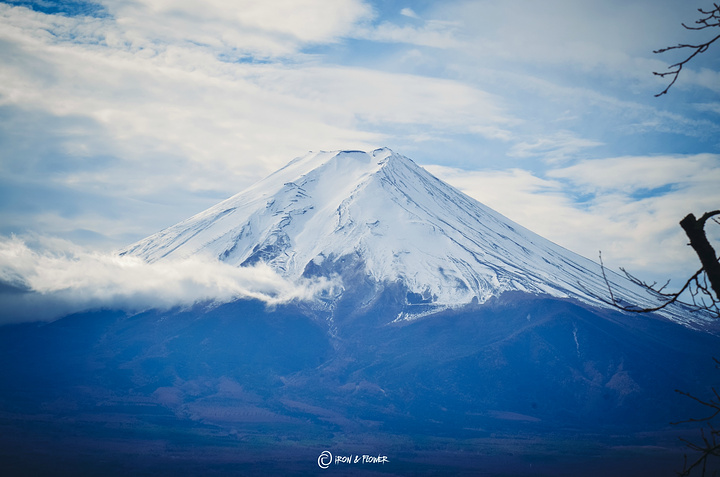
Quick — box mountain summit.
[121,148,659,317]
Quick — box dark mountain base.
[0,417,694,476]
[1,295,719,476]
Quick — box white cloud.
[548,154,720,193]
[353,20,463,49]
[434,0,683,73]
[445,63,720,144]
[95,0,375,57]
[400,8,419,19]
[682,68,720,94]
[0,235,338,323]
[272,66,512,132]
[508,130,603,163]
[694,102,720,115]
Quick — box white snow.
[120,148,688,319]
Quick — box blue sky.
[1,0,719,297]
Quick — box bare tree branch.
[676,427,720,469]
[593,211,720,319]
[653,4,720,96]
[673,359,720,476]
[593,257,719,318]
[672,389,720,425]
[698,210,720,226]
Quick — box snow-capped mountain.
[120,148,666,318]
[8,148,720,476]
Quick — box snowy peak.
[120,148,675,318]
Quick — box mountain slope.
[120,148,677,319]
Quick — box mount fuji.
[120,148,665,322]
[2,148,720,476]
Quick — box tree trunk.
[680,212,720,300]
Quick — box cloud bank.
[0,235,337,324]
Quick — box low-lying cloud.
[0,235,337,324]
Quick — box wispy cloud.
[694,102,720,115]
[548,154,720,194]
[352,19,463,49]
[400,8,419,19]
[682,68,720,94]
[94,0,375,57]
[508,130,603,163]
[434,0,681,73]
[0,235,337,323]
